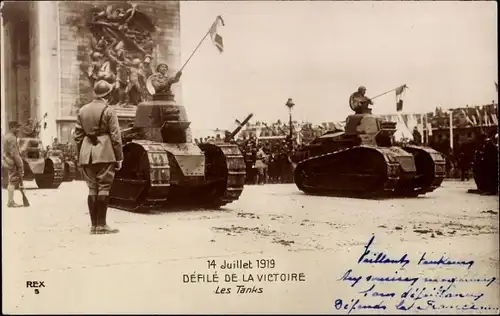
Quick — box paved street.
[2,180,499,314]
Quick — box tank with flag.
[107,15,248,212]
[293,84,446,198]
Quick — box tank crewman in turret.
[148,63,182,97]
[349,86,373,114]
[74,80,124,235]
[2,121,25,207]
[22,118,40,137]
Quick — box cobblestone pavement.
[2,180,499,314]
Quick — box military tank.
[108,68,246,212]
[293,113,446,197]
[2,137,64,189]
[472,133,498,195]
[47,148,79,182]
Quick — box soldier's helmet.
[93,80,114,98]
[156,63,169,74]
[358,86,367,92]
[91,52,103,61]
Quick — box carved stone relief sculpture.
[85,3,156,107]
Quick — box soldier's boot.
[96,195,119,234]
[87,195,98,234]
[7,201,23,208]
[7,186,22,208]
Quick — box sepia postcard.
[1,0,498,314]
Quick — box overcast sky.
[179,1,497,131]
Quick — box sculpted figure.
[146,63,182,100]
[127,58,147,105]
[85,3,156,106]
[87,51,115,87]
[90,36,108,54]
[106,41,131,106]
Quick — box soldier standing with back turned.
[74,80,124,235]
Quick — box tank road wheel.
[34,158,64,189]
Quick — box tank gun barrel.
[225,113,253,142]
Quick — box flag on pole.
[495,81,498,92]
[209,15,225,53]
[395,84,408,112]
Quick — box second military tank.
[108,68,247,212]
[293,113,446,198]
[2,136,64,189]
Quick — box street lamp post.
[286,98,295,147]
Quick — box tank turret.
[134,93,192,143]
[2,136,64,189]
[344,113,397,146]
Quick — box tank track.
[294,145,444,198]
[402,145,446,195]
[109,141,246,212]
[294,146,400,197]
[205,143,246,208]
[63,161,78,182]
[34,157,65,189]
[109,141,172,212]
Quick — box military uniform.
[255,148,268,184]
[74,80,123,234]
[2,122,24,207]
[349,86,373,114]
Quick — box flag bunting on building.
[395,84,408,112]
[209,15,225,53]
[460,109,475,126]
[475,107,482,126]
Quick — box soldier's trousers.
[81,163,116,196]
[6,165,22,189]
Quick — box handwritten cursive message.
[182,258,307,295]
[334,235,499,314]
